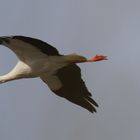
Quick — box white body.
[0,38,68,84]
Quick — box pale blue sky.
[0,0,140,140]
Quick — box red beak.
[87,55,108,62]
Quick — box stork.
[0,36,107,113]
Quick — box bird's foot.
[87,55,108,62]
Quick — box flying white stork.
[0,36,107,113]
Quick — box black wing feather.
[13,36,60,56]
[52,64,98,113]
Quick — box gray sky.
[0,0,140,140]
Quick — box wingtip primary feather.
[85,96,99,107]
[83,97,98,113]
[65,96,98,113]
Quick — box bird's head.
[64,54,108,64]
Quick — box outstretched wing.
[12,36,60,56]
[40,64,98,113]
